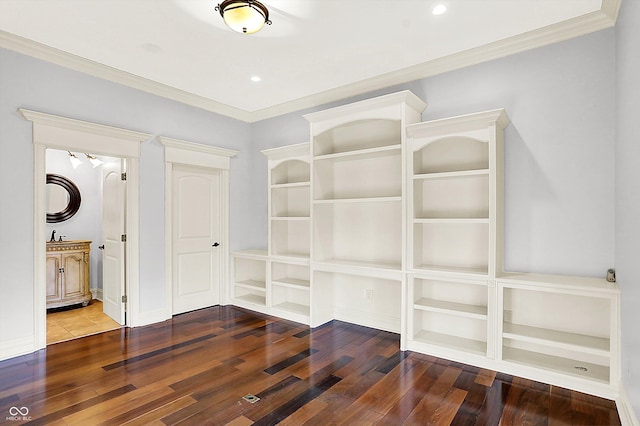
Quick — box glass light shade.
[85,153,104,168]
[217,1,270,34]
[68,152,82,169]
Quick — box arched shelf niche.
[413,136,488,175]
[313,119,401,157]
[271,159,310,185]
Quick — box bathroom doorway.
[45,148,125,344]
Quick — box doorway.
[23,108,148,352]
[171,164,222,314]
[44,148,127,343]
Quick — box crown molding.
[2,1,620,123]
[1,31,252,122]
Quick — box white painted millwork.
[101,160,126,325]
[20,108,147,353]
[231,90,622,404]
[231,143,312,325]
[159,137,237,316]
[171,165,222,315]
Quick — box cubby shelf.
[271,181,310,189]
[272,277,310,289]
[313,144,401,162]
[313,196,402,204]
[413,169,489,180]
[502,323,610,356]
[413,330,487,356]
[414,218,489,224]
[235,280,266,291]
[273,301,310,316]
[502,347,610,384]
[415,298,487,320]
[235,293,266,306]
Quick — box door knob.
[98,245,105,250]
[212,242,220,247]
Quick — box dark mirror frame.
[46,174,81,223]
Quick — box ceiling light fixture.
[68,151,82,168]
[85,153,104,168]
[250,75,262,82]
[215,0,272,34]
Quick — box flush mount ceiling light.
[215,0,272,34]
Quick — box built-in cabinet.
[46,240,92,309]
[231,143,311,325]
[229,90,620,400]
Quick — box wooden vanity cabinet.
[46,240,92,309]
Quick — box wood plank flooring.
[0,306,620,425]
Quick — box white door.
[172,165,222,314]
[102,160,126,325]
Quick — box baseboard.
[333,306,400,334]
[616,384,640,426]
[134,308,172,327]
[91,288,103,301]
[0,335,36,362]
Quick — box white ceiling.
[0,0,619,122]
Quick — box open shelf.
[413,330,487,357]
[273,301,310,316]
[314,196,402,204]
[414,264,489,276]
[313,148,401,200]
[234,293,266,306]
[235,279,266,292]
[314,144,400,162]
[414,169,489,180]
[271,159,310,185]
[413,172,489,219]
[414,218,489,224]
[314,201,401,268]
[413,222,489,274]
[503,322,609,356]
[413,137,489,175]
[271,185,310,218]
[502,347,610,384]
[415,298,487,320]
[313,119,401,156]
[271,181,310,189]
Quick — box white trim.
[0,336,37,362]
[617,384,640,426]
[91,288,104,302]
[0,2,620,123]
[21,109,149,358]
[160,138,237,314]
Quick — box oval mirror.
[46,174,81,223]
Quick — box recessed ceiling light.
[250,76,262,82]
[432,4,447,15]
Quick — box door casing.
[22,108,149,351]
[160,137,237,314]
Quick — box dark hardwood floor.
[0,306,620,425]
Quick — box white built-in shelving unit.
[306,91,426,331]
[231,249,268,308]
[405,110,507,366]
[230,90,621,400]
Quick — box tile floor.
[46,300,121,345]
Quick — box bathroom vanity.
[46,240,92,309]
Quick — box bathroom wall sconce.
[68,151,82,168]
[85,153,104,168]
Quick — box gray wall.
[615,0,640,415]
[252,29,616,278]
[0,47,252,343]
